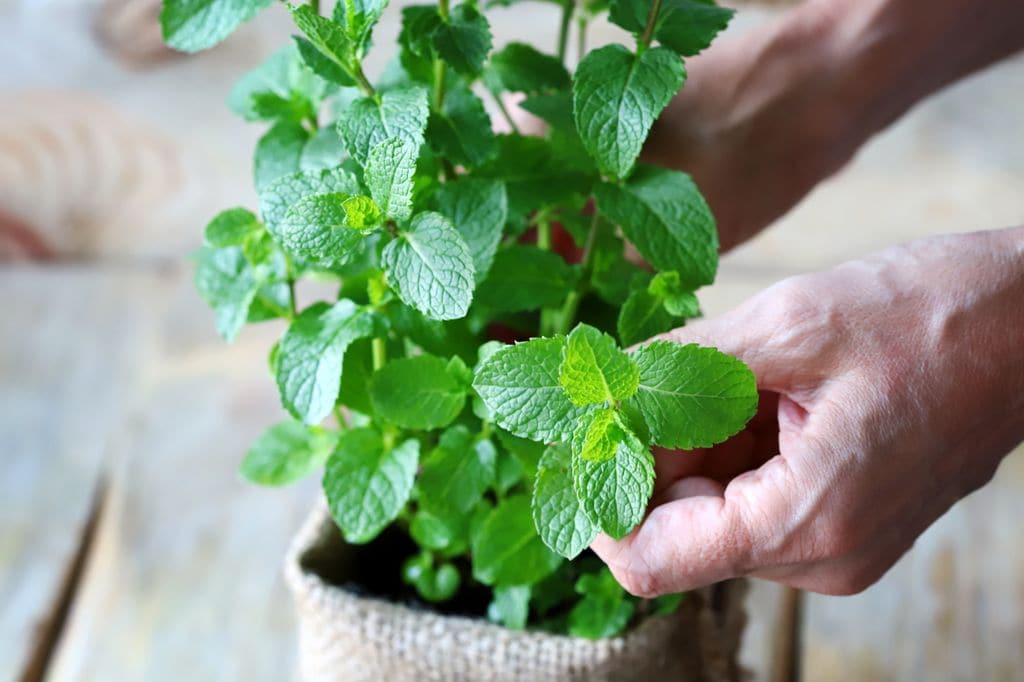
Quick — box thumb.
[590,476,752,596]
[649,284,814,394]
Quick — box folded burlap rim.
[285,501,748,682]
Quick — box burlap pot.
[285,503,748,681]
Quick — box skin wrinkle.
[593,227,1024,597]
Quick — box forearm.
[818,0,1024,149]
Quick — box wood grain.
[799,446,1024,682]
[45,267,318,681]
[0,266,174,677]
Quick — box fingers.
[591,478,751,597]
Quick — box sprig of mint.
[166,0,750,639]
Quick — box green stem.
[577,15,588,62]
[555,210,600,335]
[556,0,574,64]
[432,58,447,111]
[489,89,521,134]
[288,279,298,317]
[351,61,377,100]
[639,0,663,50]
[438,0,450,19]
[308,0,320,14]
[372,336,387,370]
[536,217,551,250]
[333,406,347,428]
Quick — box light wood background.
[1,1,1022,680]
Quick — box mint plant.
[166,0,755,638]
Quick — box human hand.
[645,0,1024,252]
[593,227,1024,596]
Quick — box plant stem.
[432,58,447,111]
[351,61,377,99]
[288,279,298,317]
[556,0,574,64]
[308,0,319,14]
[536,217,551,250]
[555,210,600,335]
[577,15,588,63]
[639,0,663,50]
[372,336,387,370]
[489,89,520,134]
[333,406,347,428]
[438,0,450,20]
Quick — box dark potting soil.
[301,523,494,620]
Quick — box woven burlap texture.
[285,502,748,682]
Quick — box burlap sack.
[285,503,748,682]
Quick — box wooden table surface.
[2,2,1022,680]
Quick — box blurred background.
[2,0,1023,680]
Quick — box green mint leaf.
[332,0,386,58]
[475,245,579,312]
[403,553,461,602]
[609,0,734,57]
[240,420,335,486]
[341,195,383,231]
[338,338,374,414]
[496,428,546,477]
[382,211,475,320]
[518,91,574,132]
[648,270,701,317]
[573,424,654,539]
[368,354,468,429]
[337,87,429,166]
[595,165,717,289]
[290,5,355,75]
[572,44,684,179]
[204,207,262,247]
[494,449,525,494]
[323,428,419,543]
[397,5,443,83]
[230,43,334,121]
[559,323,640,406]
[626,340,758,449]
[532,444,599,559]
[410,507,470,554]
[279,192,365,266]
[431,179,508,283]
[568,568,635,639]
[254,120,310,192]
[427,84,497,168]
[294,36,356,86]
[472,495,562,587]
[483,42,569,94]
[571,408,623,463]
[300,125,348,171]
[473,337,592,442]
[364,137,417,221]
[194,246,262,341]
[276,300,380,424]
[417,425,497,513]
[259,166,361,237]
[590,225,637,305]
[488,585,531,629]
[430,4,492,75]
[161,0,273,53]
[474,134,591,229]
[617,286,676,346]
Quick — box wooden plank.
[0,265,173,678]
[800,446,1024,681]
[46,267,317,681]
